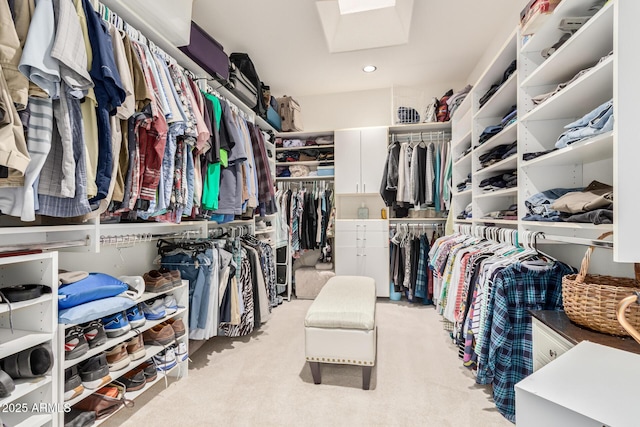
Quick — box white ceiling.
[192,0,528,97]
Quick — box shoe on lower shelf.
[105,343,131,372]
[81,320,107,349]
[125,334,146,361]
[153,348,177,372]
[158,267,182,288]
[143,270,173,293]
[133,360,158,383]
[65,326,89,360]
[143,324,175,346]
[3,343,53,379]
[121,369,146,392]
[142,299,166,320]
[64,366,84,401]
[175,341,188,362]
[163,295,179,316]
[102,311,131,338]
[78,353,111,390]
[164,317,185,339]
[0,369,15,398]
[126,304,146,328]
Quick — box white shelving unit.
[0,253,58,427]
[518,0,615,246]
[57,282,189,426]
[275,130,336,299]
[452,29,519,224]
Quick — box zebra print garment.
[220,250,255,337]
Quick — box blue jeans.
[161,249,213,330]
[556,100,613,148]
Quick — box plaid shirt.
[476,260,574,422]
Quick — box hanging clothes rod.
[100,230,201,246]
[538,233,613,249]
[0,237,90,254]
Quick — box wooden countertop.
[530,310,640,355]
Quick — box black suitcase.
[229,53,267,118]
[227,63,258,108]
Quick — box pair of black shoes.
[0,343,54,398]
[65,320,108,360]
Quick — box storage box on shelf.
[0,253,58,427]
[58,281,189,426]
[518,0,614,242]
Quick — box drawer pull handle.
[549,349,557,358]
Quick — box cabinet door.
[362,245,390,297]
[359,126,388,194]
[335,246,362,276]
[334,129,362,194]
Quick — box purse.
[74,383,134,420]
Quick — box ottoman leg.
[362,366,372,390]
[309,362,321,385]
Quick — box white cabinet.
[335,127,388,194]
[334,220,389,297]
[532,318,573,371]
[516,341,640,427]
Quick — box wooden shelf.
[475,188,518,199]
[388,122,451,133]
[520,2,614,88]
[474,72,518,120]
[275,161,334,167]
[473,154,517,177]
[2,413,52,427]
[521,57,613,122]
[521,131,613,168]
[453,151,472,168]
[452,130,472,150]
[276,130,334,139]
[521,222,613,231]
[0,376,52,406]
[275,176,334,181]
[66,342,175,407]
[0,330,51,360]
[476,219,519,225]
[521,0,606,54]
[453,189,473,197]
[475,121,517,154]
[63,306,187,369]
[276,144,334,152]
[455,219,473,224]
[0,294,52,315]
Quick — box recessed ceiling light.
[363,65,377,73]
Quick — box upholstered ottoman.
[304,276,377,390]
[295,267,335,299]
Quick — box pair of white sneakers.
[153,341,188,371]
[142,295,180,320]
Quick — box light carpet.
[103,299,512,427]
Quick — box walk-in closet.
[0,0,638,426]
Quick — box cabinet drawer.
[533,319,574,371]
[335,230,388,248]
[335,220,388,233]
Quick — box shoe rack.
[56,280,190,426]
[0,252,59,427]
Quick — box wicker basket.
[562,231,640,336]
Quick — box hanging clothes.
[428,229,576,422]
